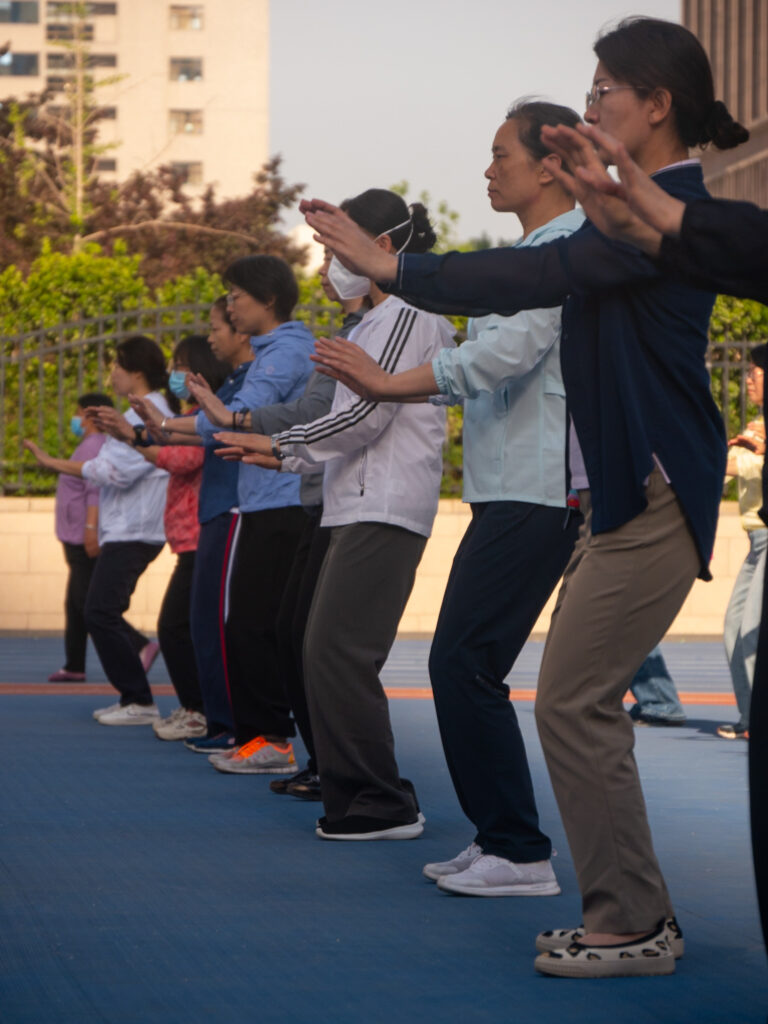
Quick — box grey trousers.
[535,471,701,934]
[303,521,427,824]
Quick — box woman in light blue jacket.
[313,100,583,888]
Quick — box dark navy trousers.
[428,500,578,863]
[190,512,238,734]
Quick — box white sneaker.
[423,842,483,881]
[97,703,160,726]
[155,709,207,741]
[436,855,561,897]
[93,702,121,721]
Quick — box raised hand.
[89,406,134,443]
[312,336,391,401]
[212,431,272,455]
[300,198,398,282]
[187,372,230,426]
[23,438,52,467]
[129,393,163,426]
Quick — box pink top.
[155,444,205,554]
[55,433,106,544]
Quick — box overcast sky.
[270,0,680,243]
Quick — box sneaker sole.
[155,729,207,741]
[211,761,298,775]
[534,952,675,978]
[97,716,159,726]
[437,877,561,897]
[316,821,424,841]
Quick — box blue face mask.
[70,415,85,439]
[169,370,190,399]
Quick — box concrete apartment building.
[0,0,269,197]
[683,0,768,206]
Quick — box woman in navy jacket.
[303,17,748,977]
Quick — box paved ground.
[1,636,766,1023]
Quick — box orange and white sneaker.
[209,736,297,775]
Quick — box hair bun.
[407,202,437,252]
[703,100,750,150]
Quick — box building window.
[169,4,203,30]
[46,73,69,90]
[47,22,94,41]
[169,57,202,82]
[169,108,203,134]
[95,157,116,171]
[47,52,116,68]
[0,1,39,23]
[47,2,116,13]
[171,161,203,186]
[45,102,116,120]
[0,51,39,75]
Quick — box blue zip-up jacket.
[390,164,723,579]
[197,359,250,524]
[433,209,583,506]
[196,320,315,512]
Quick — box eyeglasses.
[585,85,639,108]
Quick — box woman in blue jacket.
[303,17,748,978]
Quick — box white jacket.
[81,392,171,545]
[277,297,455,538]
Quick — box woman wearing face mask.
[214,188,455,837]
[28,335,177,724]
[303,18,748,975]
[130,299,254,751]
[96,334,229,740]
[24,393,113,683]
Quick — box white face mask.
[327,256,371,300]
[326,215,415,300]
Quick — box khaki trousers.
[535,470,701,933]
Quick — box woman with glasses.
[303,17,747,976]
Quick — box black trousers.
[225,506,306,743]
[428,501,578,862]
[84,540,163,705]
[158,550,203,712]
[275,508,331,772]
[61,541,97,673]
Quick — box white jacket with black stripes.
[275,295,456,538]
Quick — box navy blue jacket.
[197,360,250,524]
[391,165,724,579]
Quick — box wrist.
[271,436,286,461]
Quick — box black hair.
[173,333,228,393]
[594,17,749,150]
[115,334,180,413]
[506,98,582,163]
[340,188,436,255]
[77,392,114,410]
[212,294,236,331]
[224,255,299,322]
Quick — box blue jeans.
[629,645,686,722]
[724,527,768,730]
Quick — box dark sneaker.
[286,772,322,801]
[184,731,236,754]
[270,767,315,795]
[316,814,423,841]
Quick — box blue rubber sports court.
[1,637,766,1023]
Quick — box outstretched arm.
[311,336,438,402]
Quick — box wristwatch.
[132,424,151,448]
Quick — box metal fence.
[0,300,344,495]
[0,301,763,495]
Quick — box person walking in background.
[719,351,767,740]
[24,392,113,683]
[628,646,686,727]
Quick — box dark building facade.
[683,0,768,205]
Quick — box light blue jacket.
[195,320,314,512]
[432,208,584,506]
